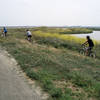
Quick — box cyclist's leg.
[88,47,93,55]
[89,47,93,53]
[86,47,90,56]
[29,36,31,41]
[29,35,32,41]
[5,32,7,37]
[27,35,31,41]
[4,32,6,37]
[27,35,29,41]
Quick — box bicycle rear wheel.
[89,52,96,58]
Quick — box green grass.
[0,28,100,100]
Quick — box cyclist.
[3,27,7,37]
[26,29,32,41]
[82,36,94,55]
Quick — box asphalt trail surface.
[0,49,41,100]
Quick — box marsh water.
[73,31,100,41]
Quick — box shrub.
[60,94,73,100]
[49,88,62,98]
[42,79,54,91]
[26,68,39,80]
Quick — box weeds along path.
[0,48,42,100]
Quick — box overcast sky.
[0,0,100,26]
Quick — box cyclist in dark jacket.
[82,36,94,55]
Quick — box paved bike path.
[0,49,41,100]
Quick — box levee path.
[0,48,42,100]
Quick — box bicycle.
[79,45,96,58]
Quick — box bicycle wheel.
[79,50,85,56]
[89,52,96,58]
[89,51,96,58]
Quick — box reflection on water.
[73,31,100,41]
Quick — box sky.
[0,0,100,26]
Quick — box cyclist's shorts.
[28,35,32,37]
[87,47,93,51]
[4,31,7,34]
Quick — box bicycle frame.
[80,45,96,58]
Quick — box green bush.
[49,88,62,98]
[42,79,54,91]
[60,94,73,100]
[26,68,39,80]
